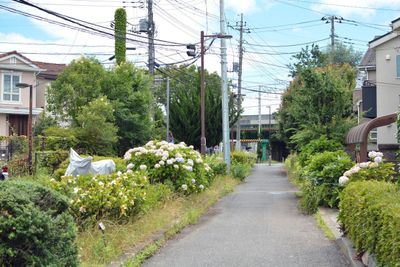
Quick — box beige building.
[0,51,64,137]
[367,18,400,145]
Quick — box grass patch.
[314,211,335,241]
[78,175,240,266]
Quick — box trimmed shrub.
[339,181,400,266]
[0,181,78,266]
[301,150,353,209]
[298,135,342,167]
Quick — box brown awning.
[345,113,397,162]
[346,113,397,144]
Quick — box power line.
[285,0,400,12]
[244,37,330,48]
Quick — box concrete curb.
[318,208,365,267]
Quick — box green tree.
[325,42,362,66]
[288,44,327,77]
[75,96,118,155]
[47,57,106,123]
[156,65,239,148]
[102,62,154,154]
[277,64,356,150]
[114,8,126,65]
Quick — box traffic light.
[186,44,196,57]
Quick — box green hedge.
[339,180,400,266]
[0,181,78,266]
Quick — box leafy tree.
[276,64,356,151]
[325,42,362,66]
[114,8,126,65]
[156,65,239,148]
[47,57,106,123]
[102,62,153,154]
[33,112,57,136]
[74,96,118,155]
[288,44,327,77]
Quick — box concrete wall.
[36,77,49,109]
[375,36,400,144]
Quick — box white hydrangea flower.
[176,157,184,163]
[376,152,384,158]
[199,185,204,190]
[127,163,134,170]
[124,152,132,160]
[374,156,383,164]
[189,145,194,149]
[73,187,79,194]
[204,163,211,172]
[117,171,122,177]
[195,158,203,164]
[159,160,165,165]
[174,164,179,169]
[162,155,168,161]
[191,178,196,184]
[181,184,188,191]
[368,151,377,159]
[359,162,369,168]
[187,159,194,166]
[98,181,104,186]
[339,176,349,185]
[126,169,133,174]
[139,164,147,170]
[186,166,193,172]
[155,164,161,168]
[166,159,173,165]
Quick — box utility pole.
[147,0,155,75]
[166,78,170,141]
[258,86,261,137]
[220,0,231,170]
[321,15,343,62]
[229,13,249,151]
[199,30,232,155]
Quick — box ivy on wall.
[114,8,127,65]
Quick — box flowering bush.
[51,171,149,221]
[338,151,395,186]
[204,154,227,175]
[300,150,353,210]
[124,141,213,194]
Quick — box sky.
[1,0,400,115]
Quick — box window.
[396,55,400,78]
[2,74,20,102]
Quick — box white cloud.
[311,0,400,18]
[226,0,258,13]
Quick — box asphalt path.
[142,163,350,267]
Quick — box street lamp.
[200,31,232,155]
[15,83,33,175]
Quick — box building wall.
[375,36,400,144]
[36,77,49,109]
[0,114,8,136]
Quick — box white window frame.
[1,72,22,103]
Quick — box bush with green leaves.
[41,126,78,151]
[205,154,227,175]
[231,151,257,166]
[339,181,400,266]
[297,135,342,167]
[51,171,149,222]
[124,140,213,194]
[0,181,78,266]
[301,150,353,209]
[37,150,69,173]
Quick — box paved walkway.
[143,164,350,267]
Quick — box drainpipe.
[357,100,363,124]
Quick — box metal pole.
[166,78,170,141]
[268,105,271,166]
[200,31,207,155]
[28,85,32,175]
[258,86,261,137]
[220,0,230,169]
